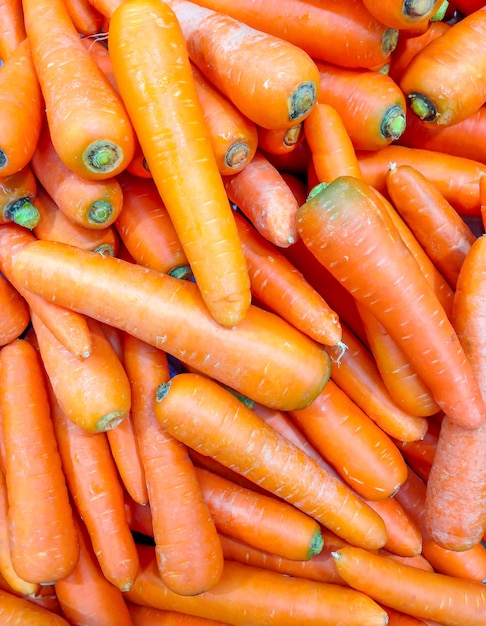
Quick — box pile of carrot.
[1,0,486,623]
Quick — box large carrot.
[108,0,251,327]
[11,239,331,411]
[0,588,71,625]
[163,0,320,130]
[0,339,79,585]
[22,0,135,178]
[297,176,486,429]
[154,372,387,550]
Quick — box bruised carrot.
[0,271,29,346]
[108,0,251,327]
[297,176,486,430]
[0,0,26,61]
[11,240,331,411]
[0,165,39,229]
[0,589,71,625]
[22,0,135,178]
[0,339,79,584]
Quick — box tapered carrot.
[54,515,136,626]
[0,0,26,61]
[154,372,387,549]
[0,589,71,625]
[233,210,343,347]
[393,418,440,482]
[290,379,408,500]
[0,165,39,229]
[11,240,331,411]
[31,122,124,229]
[361,0,445,30]
[84,0,123,17]
[115,172,189,275]
[108,0,251,327]
[0,271,29,346]
[122,333,224,595]
[49,385,139,591]
[22,0,135,178]
[128,603,231,626]
[190,62,258,175]
[332,545,486,626]
[256,123,305,156]
[63,0,103,35]
[0,339,79,584]
[183,0,398,69]
[357,144,486,217]
[386,163,477,288]
[0,223,93,359]
[0,38,43,178]
[297,176,486,430]
[399,8,486,126]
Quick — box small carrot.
[399,7,486,126]
[223,150,301,247]
[10,239,331,411]
[256,123,305,156]
[360,0,445,30]
[297,176,486,430]
[63,0,103,35]
[393,418,440,482]
[155,372,387,550]
[31,122,124,229]
[365,497,423,558]
[0,165,39,229]
[128,603,231,626]
[0,0,26,61]
[108,0,251,327]
[22,0,135,178]
[0,588,71,625]
[0,339,80,585]
[332,545,486,626]
[0,271,29,346]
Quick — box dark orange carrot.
[0,339,80,585]
[0,589,71,625]
[261,138,312,178]
[0,0,26,61]
[0,165,39,229]
[0,271,29,346]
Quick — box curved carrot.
[0,339,79,585]
[0,165,39,229]
[22,0,135,178]
[256,123,305,156]
[332,545,486,626]
[127,544,389,626]
[11,239,331,411]
[164,0,320,130]
[399,8,486,126]
[183,0,398,69]
[63,0,103,35]
[122,333,224,596]
[0,589,71,625]
[0,38,43,178]
[0,0,26,61]
[108,0,251,327]
[315,60,406,151]
[290,379,408,501]
[297,176,486,430]
[154,372,387,550]
[223,150,300,247]
[31,122,124,229]
[0,272,29,346]
[360,0,445,30]
[128,603,231,626]
[233,210,343,347]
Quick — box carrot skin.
[0,0,26,61]
[0,271,29,346]
[0,589,71,625]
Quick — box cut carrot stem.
[257,123,305,156]
[0,165,39,229]
[361,0,444,30]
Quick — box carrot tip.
[380,105,406,141]
[308,528,325,559]
[92,243,116,256]
[96,410,127,432]
[405,0,436,17]
[168,264,194,280]
[155,381,172,403]
[225,142,252,171]
[83,140,124,175]
[7,199,41,230]
[88,200,114,226]
[382,28,399,56]
[408,92,438,123]
[288,81,317,123]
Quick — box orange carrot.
[256,123,305,156]
[108,0,251,327]
[127,544,389,626]
[261,138,312,178]
[84,0,123,17]
[154,372,387,550]
[360,0,445,30]
[11,239,331,411]
[0,38,43,178]
[122,333,224,595]
[0,0,26,61]
[0,589,71,625]
[63,0,103,35]
[22,0,135,178]
[0,271,29,346]
[0,165,39,229]
[366,497,422,558]
[128,603,231,626]
[0,339,79,584]
[297,176,486,430]
[223,150,301,247]
[393,418,440,482]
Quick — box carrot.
[54,515,136,626]
[31,122,124,229]
[63,0,103,35]
[0,165,39,229]
[190,62,258,175]
[304,102,363,184]
[290,379,408,500]
[154,372,387,549]
[386,163,477,288]
[256,123,305,156]
[332,545,486,626]
[297,176,486,430]
[380,551,435,574]
[0,0,25,61]
[0,38,43,178]
[360,0,445,30]
[357,144,486,217]
[48,384,139,591]
[315,60,406,151]
[11,239,331,410]
[366,497,422,558]
[125,141,152,179]
[127,544,389,626]
[128,603,231,626]
[0,339,79,584]
[183,0,398,69]
[22,0,135,179]
[0,588,71,625]
[122,333,224,596]
[232,209,343,347]
[108,0,251,327]
[0,271,29,346]
[224,151,301,247]
[393,419,440,482]
[115,172,189,275]
[84,0,123,17]
[399,8,486,126]
[0,223,93,359]
[164,0,320,130]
